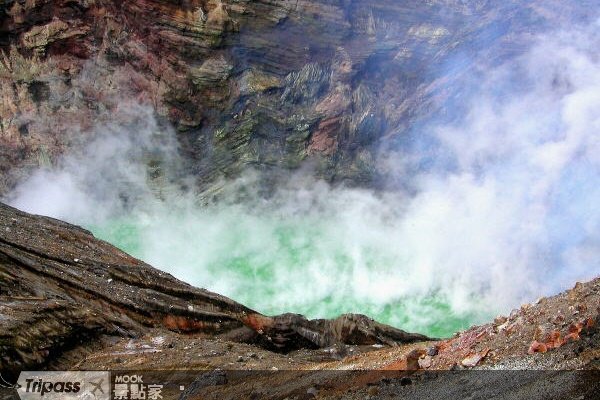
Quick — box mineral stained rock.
[0,202,429,374]
[0,0,595,194]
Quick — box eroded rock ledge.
[0,202,429,374]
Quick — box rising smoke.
[7,23,600,336]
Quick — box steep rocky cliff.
[0,0,595,195]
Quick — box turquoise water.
[88,207,488,338]
[7,24,600,342]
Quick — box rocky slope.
[0,204,599,399]
[0,201,429,375]
[0,0,596,195]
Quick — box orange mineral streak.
[242,313,274,332]
[383,349,426,371]
[528,316,595,354]
[528,340,548,355]
[545,330,563,349]
[162,315,212,332]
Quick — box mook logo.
[16,371,109,400]
[112,374,165,400]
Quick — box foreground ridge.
[1,203,599,399]
[0,201,429,374]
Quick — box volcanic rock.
[0,202,599,398]
[0,0,593,194]
[0,201,429,374]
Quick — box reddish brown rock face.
[0,0,593,194]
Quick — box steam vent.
[1,1,599,399]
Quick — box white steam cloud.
[10,103,181,223]
[6,23,600,335]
